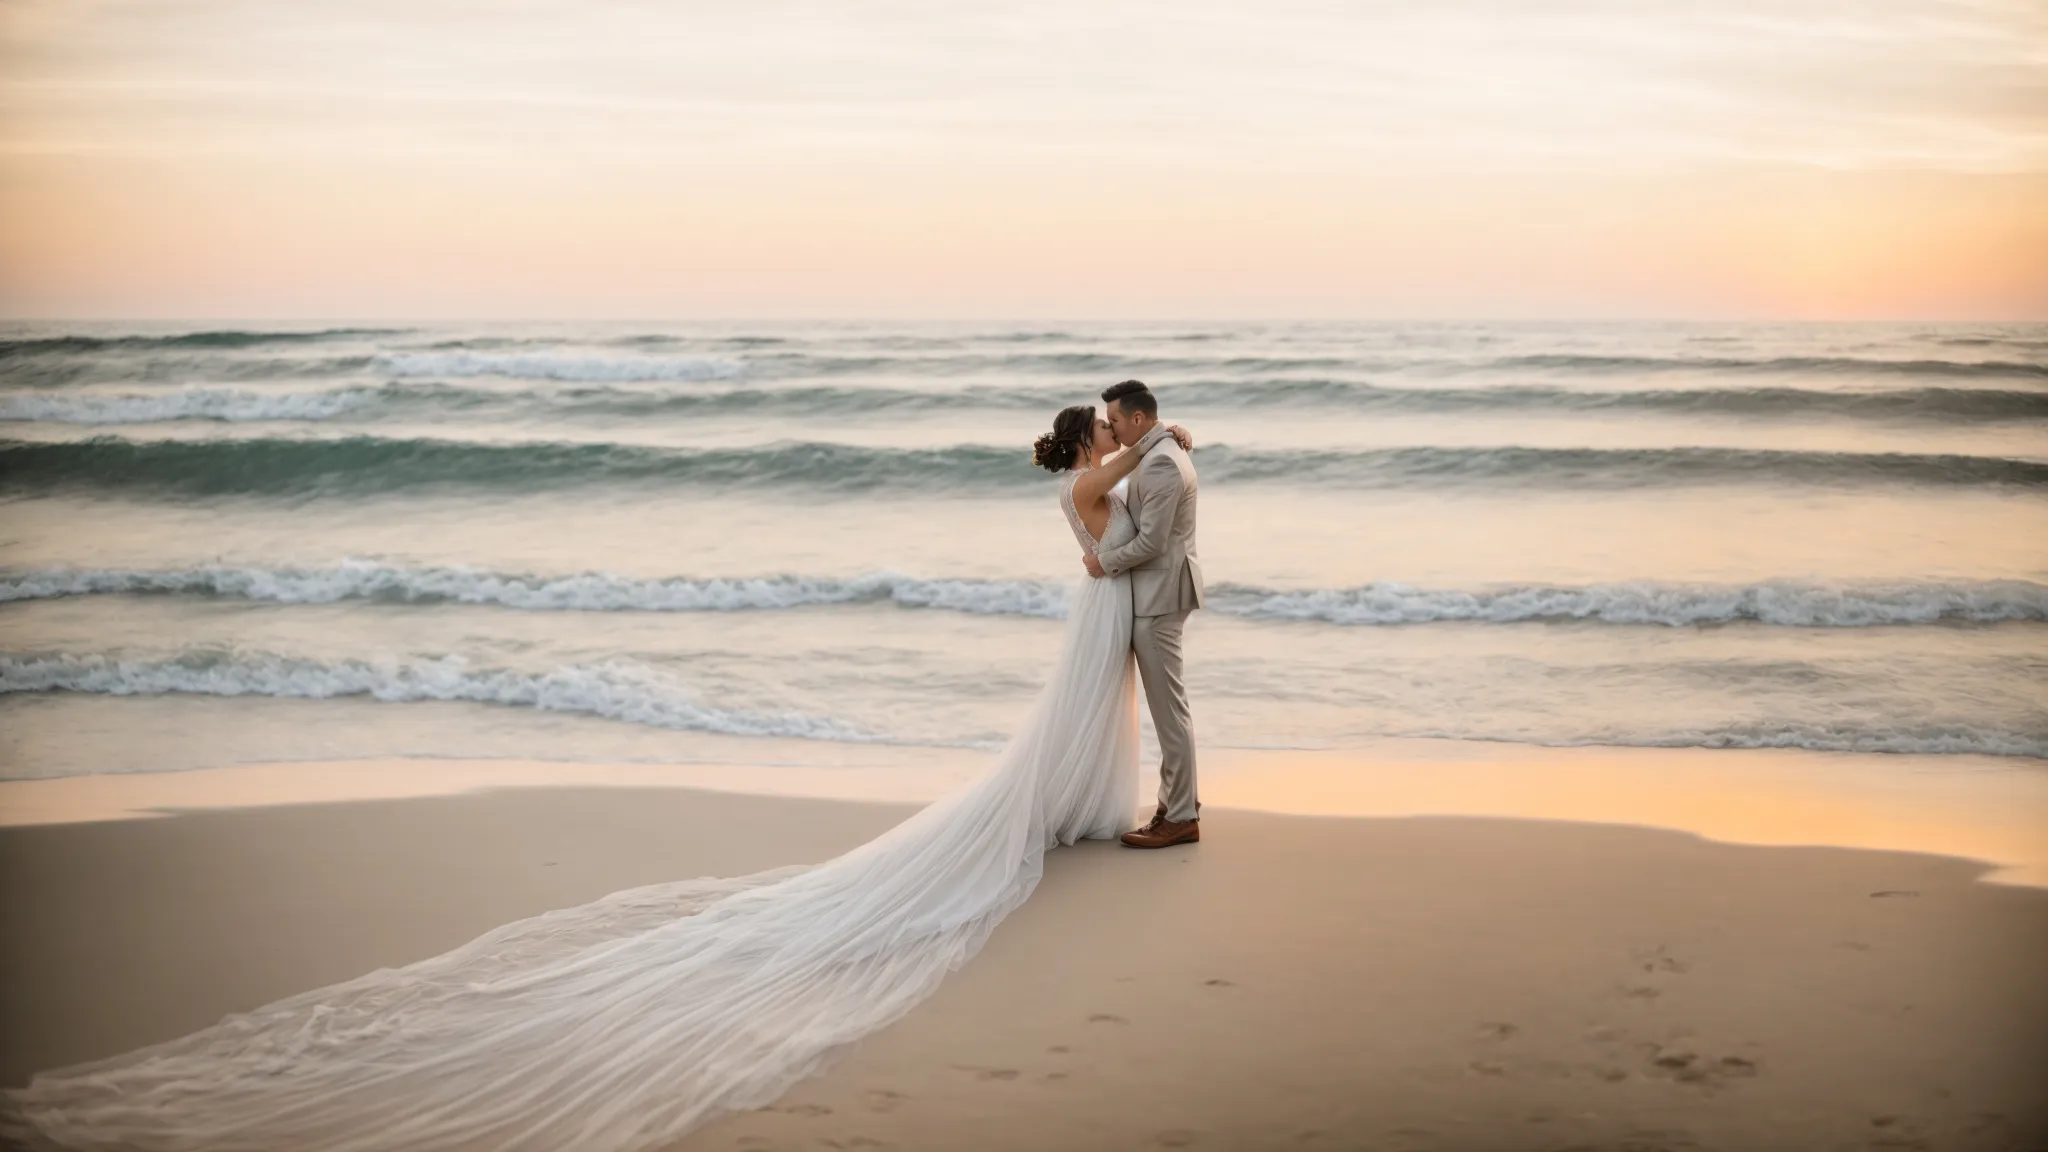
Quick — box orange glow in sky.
[2,0,2044,319]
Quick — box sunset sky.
[2,0,2043,320]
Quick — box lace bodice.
[1059,471,1139,558]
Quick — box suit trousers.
[1132,609,1198,823]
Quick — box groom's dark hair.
[1101,379,1157,418]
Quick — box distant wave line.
[6,380,2046,426]
[6,437,2044,496]
[1405,724,2047,759]
[7,339,2046,386]
[1487,353,2048,380]
[524,350,2048,382]
[0,386,386,424]
[374,351,744,383]
[6,564,2044,627]
[0,329,407,357]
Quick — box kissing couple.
[2,380,1208,1152]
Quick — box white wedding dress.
[1,473,1143,1152]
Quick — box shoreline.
[4,736,2042,886]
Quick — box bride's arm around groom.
[1087,420,1203,612]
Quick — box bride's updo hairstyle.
[1032,404,1095,472]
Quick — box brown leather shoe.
[1121,817,1199,849]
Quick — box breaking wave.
[1207,578,2048,627]
[4,651,2039,759]
[6,564,2043,628]
[0,566,1073,618]
[0,651,901,745]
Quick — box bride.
[0,408,1193,1152]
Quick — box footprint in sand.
[862,1089,907,1114]
[1477,1022,1519,1041]
[1643,1047,1760,1088]
[1618,1127,1701,1151]
[1088,1013,1128,1025]
[1865,1115,1933,1152]
[1630,945,1691,974]
[951,1065,1020,1081]
[1046,1045,1072,1054]
[1202,978,1234,987]
[1961,1112,2017,1143]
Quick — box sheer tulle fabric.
[0,479,1141,1152]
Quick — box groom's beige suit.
[1094,422,1205,823]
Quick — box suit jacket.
[1096,422,1205,617]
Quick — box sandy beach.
[4,761,2044,1151]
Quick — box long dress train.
[0,473,1142,1152]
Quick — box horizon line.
[6,316,2047,327]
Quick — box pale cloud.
[4,0,2044,169]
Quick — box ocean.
[2,321,2044,784]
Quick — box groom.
[1084,379,1206,848]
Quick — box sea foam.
[0,565,1073,618]
[0,387,383,425]
[5,651,2039,760]
[376,352,744,382]
[0,652,889,744]
[1209,578,2048,627]
[5,564,2043,627]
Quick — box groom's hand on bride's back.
[1083,553,1106,578]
